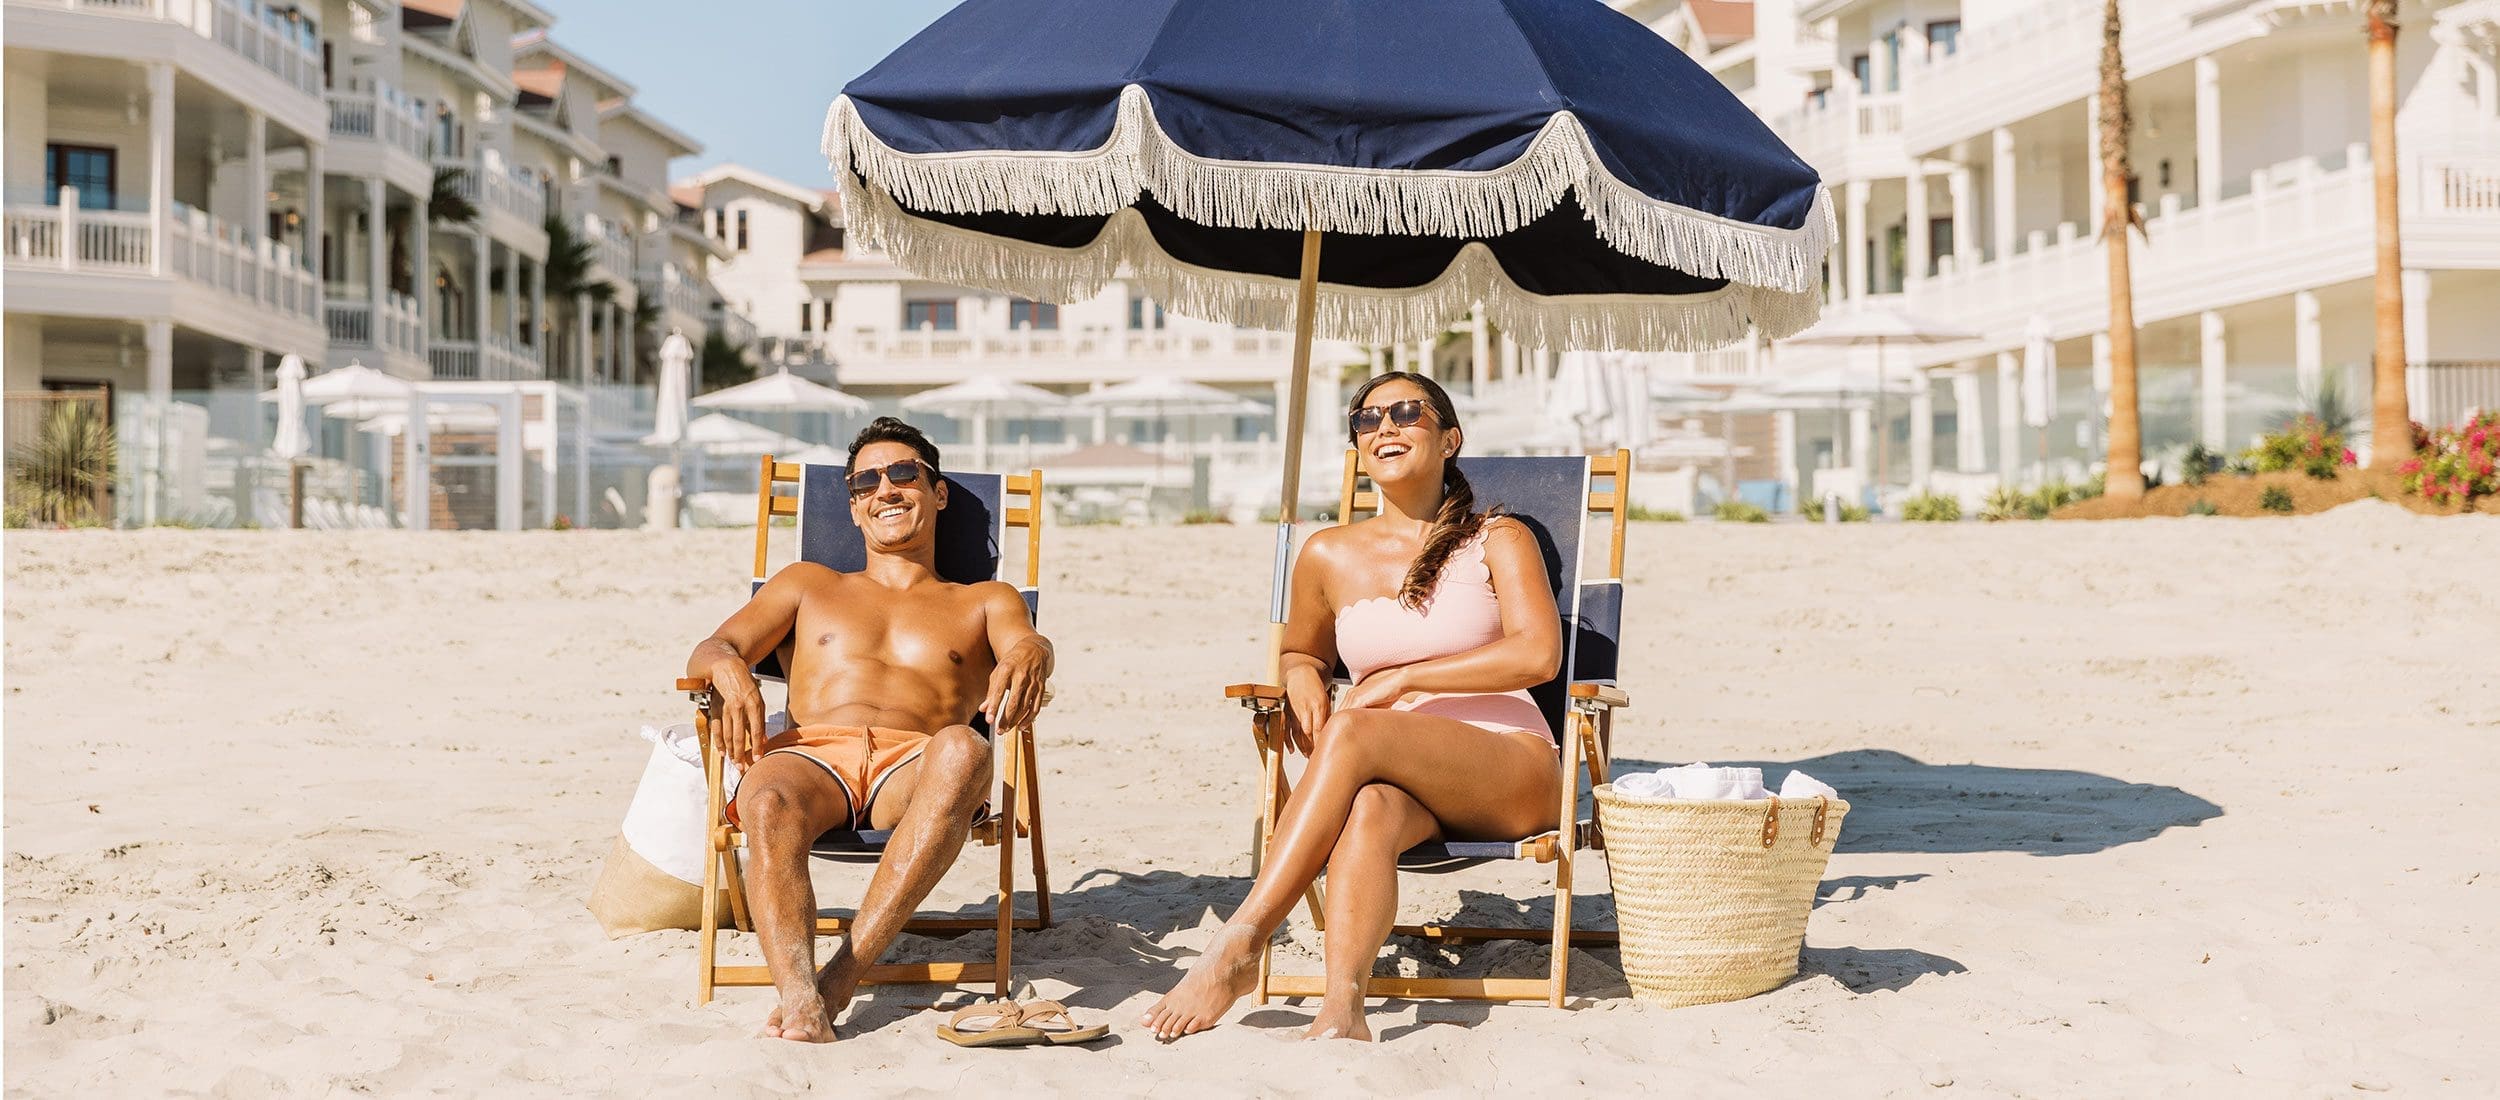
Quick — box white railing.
[1855,94,1902,138]
[1678,345,1760,379]
[430,334,541,380]
[164,203,317,321]
[582,213,634,274]
[3,192,151,271]
[430,339,479,380]
[327,83,431,161]
[325,291,422,354]
[483,331,540,380]
[2425,158,2500,215]
[326,300,371,345]
[1770,88,1902,173]
[23,0,321,97]
[434,154,545,229]
[719,309,758,350]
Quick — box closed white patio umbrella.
[643,330,695,528]
[269,354,310,461]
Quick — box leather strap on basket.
[1760,796,1781,848]
[1810,796,1831,846]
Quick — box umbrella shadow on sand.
[1614,748,2224,858]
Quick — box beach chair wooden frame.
[1224,449,1631,1008]
[677,456,1054,1003]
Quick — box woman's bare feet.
[760,993,837,1043]
[1300,1008,1372,1042]
[1139,923,1264,1041]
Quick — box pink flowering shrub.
[2398,412,2500,507]
[2245,414,2357,479]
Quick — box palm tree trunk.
[2099,0,2145,502]
[2367,0,2411,467]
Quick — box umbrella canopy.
[1781,308,1982,348]
[692,366,871,414]
[683,412,809,456]
[828,0,1829,351]
[1075,375,1270,419]
[900,374,1072,418]
[1649,377,1725,405]
[646,330,695,447]
[1767,365,1926,399]
[269,354,309,460]
[302,360,417,404]
[784,443,851,467]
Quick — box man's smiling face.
[848,440,947,552]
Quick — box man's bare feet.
[760,994,837,1043]
[1300,1009,1373,1041]
[1139,923,1263,1041]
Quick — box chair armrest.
[1569,683,1630,709]
[1225,682,1285,702]
[675,676,710,692]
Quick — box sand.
[7,507,2498,1096]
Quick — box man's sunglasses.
[1349,399,1435,438]
[847,458,930,499]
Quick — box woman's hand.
[1338,666,1415,713]
[1280,664,1331,756]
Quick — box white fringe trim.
[825,88,1833,294]
[842,174,1822,352]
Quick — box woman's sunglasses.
[847,458,930,499]
[1349,399,1436,438]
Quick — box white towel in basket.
[1614,763,1837,803]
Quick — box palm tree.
[429,167,478,227]
[2366,0,2411,467]
[699,329,758,394]
[5,400,116,527]
[540,213,613,379]
[2097,0,2146,502]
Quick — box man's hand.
[1280,664,1330,756]
[982,637,1052,731]
[708,659,770,767]
[1337,666,1416,713]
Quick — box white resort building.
[1620,0,2500,508]
[3,0,747,529]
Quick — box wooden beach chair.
[1225,450,1631,1008]
[677,456,1054,1003]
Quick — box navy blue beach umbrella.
[826,0,1831,665]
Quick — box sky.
[539,0,962,188]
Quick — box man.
[684,417,1052,1043]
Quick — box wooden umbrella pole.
[1265,228,1324,686]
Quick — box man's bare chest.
[793,585,988,673]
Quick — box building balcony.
[325,81,433,195]
[1769,89,1907,181]
[324,288,423,358]
[5,191,318,346]
[8,0,323,117]
[1897,0,2255,156]
[830,326,1301,386]
[429,332,542,381]
[1904,151,2500,358]
[432,152,547,259]
[580,212,634,279]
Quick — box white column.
[366,177,386,324]
[1905,169,1931,285]
[305,142,324,288]
[1953,367,1987,473]
[2195,55,2222,210]
[1774,408,1801,504]
[2200,310,2228,449]
[1996,350,2022,483]
[473,238,492,353]
[403,390,430,529]
[143,320,173,524]
[1991,127,2016,262]
[2092,331,2112,458]
[2084,88,2105,231]
[541,391,559,528]
[2294,289,2324,396]
[1468,307,1490,395]
[575,293,592,381]
[504,247,521,348]
[245,110,268,246]
[411,200,430,352]
[1909,374,1936,492]
[1845,179,1871,300]
[573,394,590,525]
[1414,340,1433,381]
[529,261,546,366]
[2402,269,2431,413]
[1849,405,1873,480]
[1498,332,1519,383]
[495,393,522,531]
[148,64,173,277]
[1947,166,1973,274]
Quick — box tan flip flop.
[935,1000,1030,1048]
[1010,1000,1110,1046]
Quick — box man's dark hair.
[847,415,942,474]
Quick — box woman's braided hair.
[1348,371,1491,611]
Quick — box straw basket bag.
[1593,785,1849,1007]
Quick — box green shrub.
[1711,500,1771,524]
[2178,444,2223,487]
[1979,486,2031,522]
[2243,414,2353,478]
[1180,509,1231,525]
[1624,505,1687,522]
[2398,412,2500,507]
[2259,485,2296,513]
[1900,492,1961,522]
[1802,499,1870,522]
[2185,498,2219,516]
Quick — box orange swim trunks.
[731,724,943,830]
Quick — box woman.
[1141,372,1564,1042]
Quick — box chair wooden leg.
[720,834,753,935]
[699,840,722,1004]
[1550,713,1586,1010]
[1020,728,1052,928]
[994,727,1021,1001]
